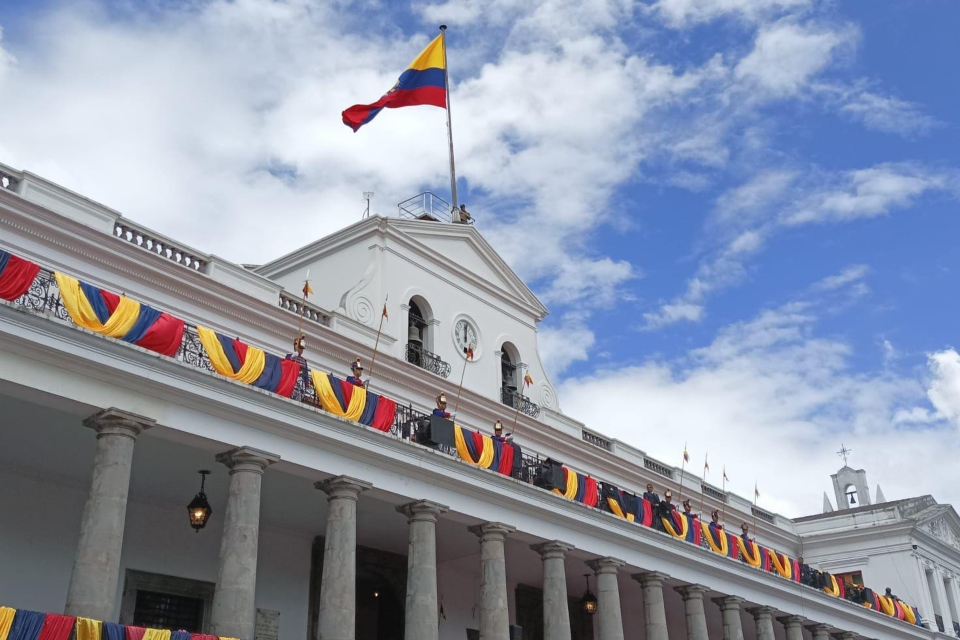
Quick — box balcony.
[405,343,452,378]
[501,388,540,419]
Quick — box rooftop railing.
[113,221,208,271]
[397,192,453,223]
[279,291,331,327]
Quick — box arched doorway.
[406,297,433,368]
[356,569,404,640]
[500,342,520,407]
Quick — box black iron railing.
[501,388,540,418]
[405,343,452,378]
[936,615,945,633]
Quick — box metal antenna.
[362,191,374,218]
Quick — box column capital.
[835,633,860,640]
[632,571,670,588]
[804,623,835,634]
[84,407,155,438]
[397,499,448,523]
[712,595,745,611]
[747,606,777,619]
[674,584,710,600]
[586,556,625,575]
[315,475,373,500]
[531,540,574,559]
[216,446,280,474]
[777,615,807,627]
[468,521,516,541]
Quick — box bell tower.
[830,444,871,510]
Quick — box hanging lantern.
[580,574,598,615]
[187,470,212,532]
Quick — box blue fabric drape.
[103,623,126,640]
[253,354,282,391]
[8,610,44,640]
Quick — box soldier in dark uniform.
[346,357,364,387]
[710,510,724,531]
[682,498,695,517]
[657,490,677,531]
[492,419,513,443]
[798,557,813,586]
[284,334,310,398]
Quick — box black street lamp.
[187,470,212,532]
[580,574,598,616]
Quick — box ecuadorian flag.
[342,33,447,131]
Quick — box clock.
[453,319,480,359]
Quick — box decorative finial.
[837,444,852,466]
[439,24,447,31]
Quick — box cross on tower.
[837,444,852,466]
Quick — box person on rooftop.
[456,204,473,224]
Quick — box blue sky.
[1,0,959,516]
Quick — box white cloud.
[812,264,869,291]
[642,301,705,329]
[838,90,939,138]
[927,349,960,428]
[734,21,854,99]
[537,316,597,376]
[562,301,960,516]
[650,0,811,28]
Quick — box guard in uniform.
[346,358,365,387]
[433,393,451,418]
[492,419,513,443]
[284,334,310,397]
[682,498,694,517]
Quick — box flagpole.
[721,466,728,528]
[752,480,759,542]
[439,25,458,212]
[366,295,388,389]
[698,453,709,518]
[677,442,687,502]
[509,366,527,435]
[296,270,311,339]
[452,349,472,416]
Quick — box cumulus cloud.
[927,349,960,428]
[650,0,812,28]
[563,299,960,516]
[838,90,939,138]
[537,315,597,376]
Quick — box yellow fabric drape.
[878,594,896,616]
[455,425,474,462]
[552,468,578,500]
[606,497,634,521]
[822,574,840,597]
[143,629,171,640]
[75,617,102,640]
[55,272,142,338]
[737,537,762,567]
[700,522,729,555]
[903,603,917,624]
[311,371,366,421]
[662,514,688,540]
[769,550,792,579]
[197,326,266,384]
[477,434,495,468]
[0,607,16,640]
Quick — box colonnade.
[63,408,881,640]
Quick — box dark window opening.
[133,589,204,633]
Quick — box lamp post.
[187,470,212,532]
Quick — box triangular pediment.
[914,504,960,552]
[392,220,546,317]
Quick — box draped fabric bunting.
[737,537,763,568]
[663,512,700,545]
[103,624,125,640]
[0,608,14,640]
[0,250,40,301]
[701,522,730,556]
[37,615,74,640]
[197,327,299,397]
[170,633,190,640]
[126,628,147,640]
[552,468,598,507]
[55,273,185,357]
[766,548,794,580]
[310,372,396,431]
[76,618,102,640]
[142,632,171,640]
[600,484,654,526]
[8,610,44,640]
[454,425,515,476]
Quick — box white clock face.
[453,319,479,358]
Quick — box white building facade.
[1,161,957,640]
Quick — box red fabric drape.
[125,627,147,640]
[37,614,75,640]
[0,254,41,301]
[136,312,185,357]
[371,396,396,432]
[275,359,301,397]
[497,443,515,475]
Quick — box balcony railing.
[405,343,452,378]
[397,192,453,223]
[501,388,540,419]
[644,458,674,479]
[582,430,613,451]
[279,291,331,327]
[702,484,726,501]
[113,221,208,271]
[752,506,775,523]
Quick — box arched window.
[406,296,433,367]
[500,342,520,407]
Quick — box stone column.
[674,585,710,640]
[934,566,956,633]
[713,596,745,640]
[209,447,280,640]
[587,557,625,640]
[468,522,516,640]
[315,476,372,640]
[632,571,670,640]
[65,408,155,621]
[531,541,574,640]
[777,615,806,640]
[805,623,833,640]
[748,606,776,640]
[397,500,448,640]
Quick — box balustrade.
[405,343,452,378]
[501,388,540,418]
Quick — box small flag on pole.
[524,372,534,387]
[723,467,729,482]
[382,303,389,319]
[754,482,760,500]
[683,446,689,463]
[302,280,313,298]
[704,454,710,473]
[465,344,475,361]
